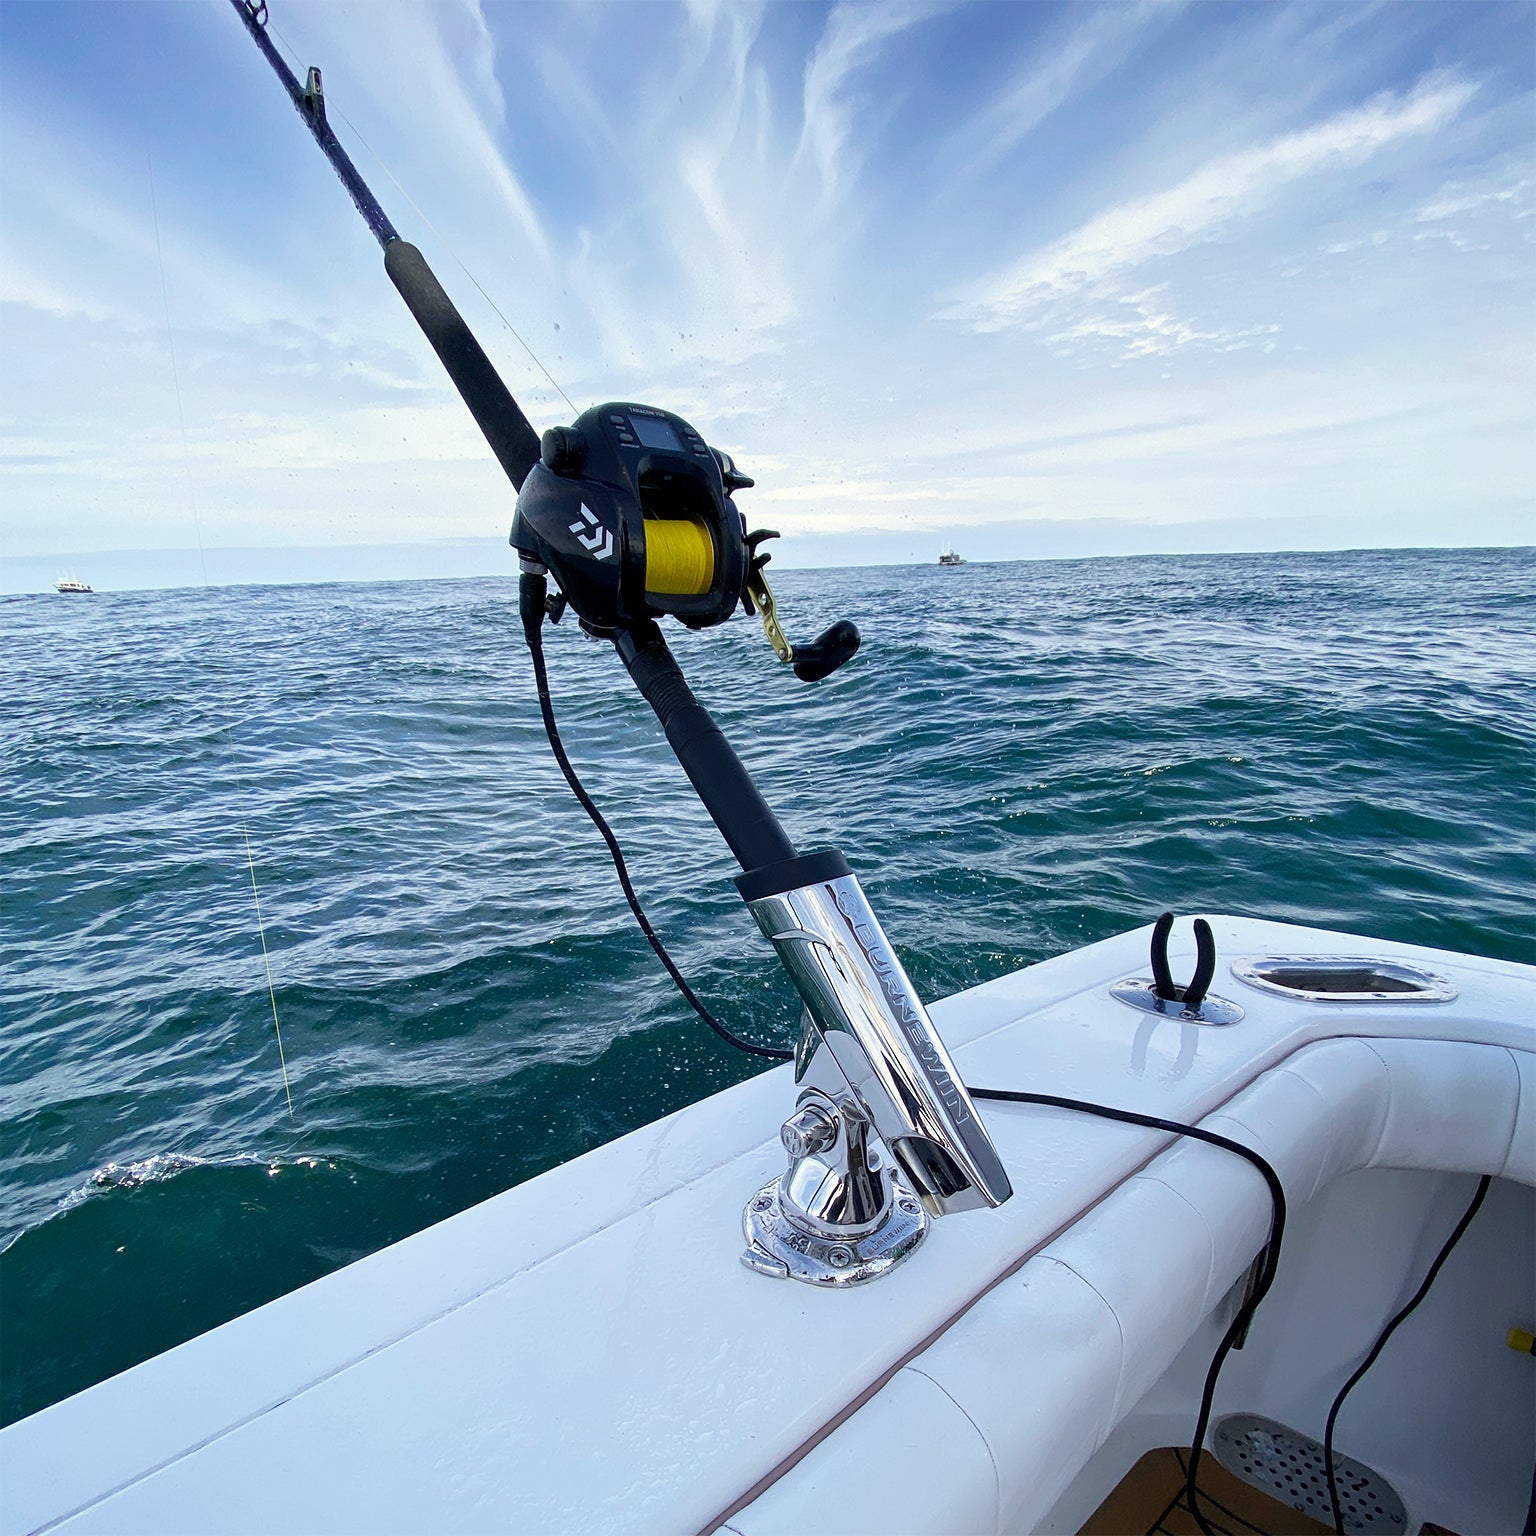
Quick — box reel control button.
[540,426,587,475]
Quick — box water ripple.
[1,547,1532,1421]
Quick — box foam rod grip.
[383,241,541,490]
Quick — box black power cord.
[968,1086,1284,1536]
[519,602,1489,1536]
[519,575,791,1063]
[1322,1173,1492,1535]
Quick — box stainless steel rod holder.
[740,870,1012,1286]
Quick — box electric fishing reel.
[510,402,859,681]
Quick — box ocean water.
[2,546,1532,1424]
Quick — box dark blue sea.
[3,547,1533,1424]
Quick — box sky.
[1,0,1532,590]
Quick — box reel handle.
[791,621,861,682]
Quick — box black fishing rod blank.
[228,0,540,490]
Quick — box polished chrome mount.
[741,1086,927,1285]
[740,871,1011,1287]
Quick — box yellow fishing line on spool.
[644,519,714,596]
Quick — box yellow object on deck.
[644,519,714,596]
[1508,1327,1535,1356]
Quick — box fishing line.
[146,144,295,1121]
[264,18,579,415]
[242,826,295,1119]
[335,108,581,417]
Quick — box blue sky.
[1,0,1531,588]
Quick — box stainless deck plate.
[1212,1412,1409,1533]
[1109,977,1245,1025]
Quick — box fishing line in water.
[242,826,295,1119]
[145,144,295,1121]
[263,18,579,416]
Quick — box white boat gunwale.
[2,913,1531,1536]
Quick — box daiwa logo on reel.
[567,504,614,561]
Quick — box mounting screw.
[827,1245,854,1269]
[898,1197,920,1216]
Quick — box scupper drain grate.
[1211,1413,1408,1533]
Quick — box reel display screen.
[629,414,684,452]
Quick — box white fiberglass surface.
[1038,1167,1535,1536]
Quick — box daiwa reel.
[511,402,860,681]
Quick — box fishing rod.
[230,0,540,492]
[230,0,1011,1285]
[229,0,859,676]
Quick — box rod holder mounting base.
[741,1171,927,1286]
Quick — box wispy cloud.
[944,0,1185,179]
[457,0,506,128]
[0,86,302,331]
[283,1,550,263]
[1415,161,1534,226]
[2,2,1530,576]
[794,0,950,211]
[940,74,1478,345]
[1044,288,1280,362]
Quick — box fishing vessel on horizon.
[53,577,92,594]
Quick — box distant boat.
[938,548,965,567]
[54,577,94,594]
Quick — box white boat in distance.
[53,577,93,594]
[939,547,965,566]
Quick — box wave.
[2,547,1532,1422]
